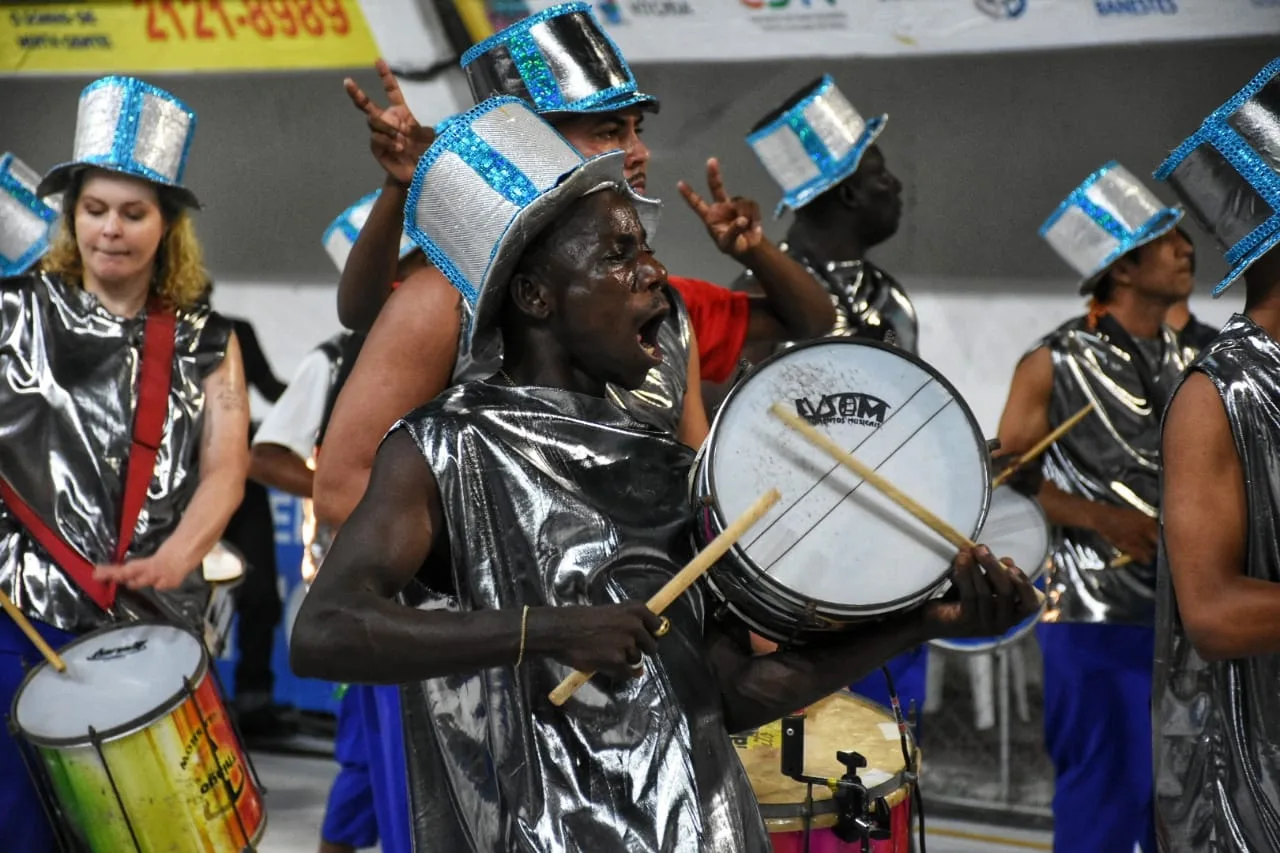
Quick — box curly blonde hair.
[40,170,208,311]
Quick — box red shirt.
[669,276,750,384]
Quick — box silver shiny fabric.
[1154,314,1280,851]
[396,382,770,853]
[1038,316,1188,625]
[453,285,692,437]
[734,244,918,355]
[0,272,232,633]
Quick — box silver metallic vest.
[1154,315,1280,852]
[1039,315,1188,625]
[734,243,919,355]
[395,383,770,853]
[0,273,232,633]
[452,285,693,437]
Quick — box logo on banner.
[1094,0,1177,14]
[599,0,693,20]
[975,0,1027,18]
[740,0,836,8]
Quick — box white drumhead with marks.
[977,485,1051,581]
[708,340,989,614]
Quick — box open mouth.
[628,175,647,195]
[636,309,666,364]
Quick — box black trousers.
[223,479,281,701]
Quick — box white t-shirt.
[252,348,333,460]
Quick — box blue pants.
[1038,622,1155,853]
[0,616,78,853]
[322,685,411,853]
[850,645,928,742]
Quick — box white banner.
[517,0,1280,62]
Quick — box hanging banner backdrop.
[0,1,379,74]
[476,0,1280,61]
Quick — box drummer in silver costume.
[0,77,249,853]
[997,163,1193,853]
[1154,58,1280,853]
[291,98,1037,853]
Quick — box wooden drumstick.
[768,402,1046,604]
[1110,554,1134,569]
[0,589,65,673]
[992,402,1096,488]
[548,488,782,707]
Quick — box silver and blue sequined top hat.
[403,96,660,362]
[1040,162,1184,295]
[747,75,888,217]
[1156,58,1280,297]
[323,190,417,274]
[460,3,658,117]
[0,153,60,278]
[37,76,199,208]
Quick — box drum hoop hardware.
[206,658,270,813]
[89,724,145,852]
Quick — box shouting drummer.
[0,79,249,850]
[996,163,1193,853]
[290,97,1038,853]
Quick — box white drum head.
[708,340,990,615]
[977,486,1051,581]
[14,622,205,744]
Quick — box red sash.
[0,303,177,610]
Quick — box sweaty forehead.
[545,189,643,257]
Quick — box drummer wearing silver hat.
[0,77,250,850]
[996,162,1194,853]
[1154,57,1280,853]
[292,96,1039,853]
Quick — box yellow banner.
[1,1,379,74]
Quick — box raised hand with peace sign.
[677,158,765,263]
[344,59,437,187]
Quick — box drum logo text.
[87,639,147,661]
[795,393,891,427]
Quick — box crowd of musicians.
[0,6,1278,851]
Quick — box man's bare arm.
[336,178,410,332]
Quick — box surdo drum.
[693,339,992,644]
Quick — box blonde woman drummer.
[0,77,248,851]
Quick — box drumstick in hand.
[992,402,1096,488]
[549,488,782,707]
[0,589,65,672]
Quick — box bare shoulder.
[1163,372,1231,458]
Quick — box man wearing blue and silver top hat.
[996,162,1195,853]
[291,96,1037,853]
[1154,57,1280,853]
[0,152,60,277]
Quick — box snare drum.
[694,339,991,643]
[930,485,1050,653]
[733,691,917,853]
[11,621,266,851]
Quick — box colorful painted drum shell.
[12,623,266,852]
[695,338,991,643]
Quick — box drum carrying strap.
[0,302,177,611]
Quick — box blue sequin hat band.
[747,75,888,218]
[38,76,199,208]
[1040,161,1184,295]
[1155,58,1280,298]
[323,190,418,274]
[403,96,661,364]
[461,3,658,117]
[0,153,60,278]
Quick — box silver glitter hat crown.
[747,75,888,217]
[403,96,660,364]
[0,153,60,278]
[323,190,417,274]
[1156,57,1280,297]
[1039,162,1184,295]
[460,3,658,116]
[38,76,199,208]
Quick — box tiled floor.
[252,752,1051,852]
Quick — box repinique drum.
[733,691,916,853]
[11,621,266,852]
[694,339,991,643]
[930,485,1050,653]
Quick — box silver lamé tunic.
[1037,315,1188,625]
[0,272,231,632]
[395,383,770,853]
[1154,315,1280,851]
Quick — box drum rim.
[10,620,211,748]
[928,575,1048,653]
[700,337,993,614]
[983,484,1053,585]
